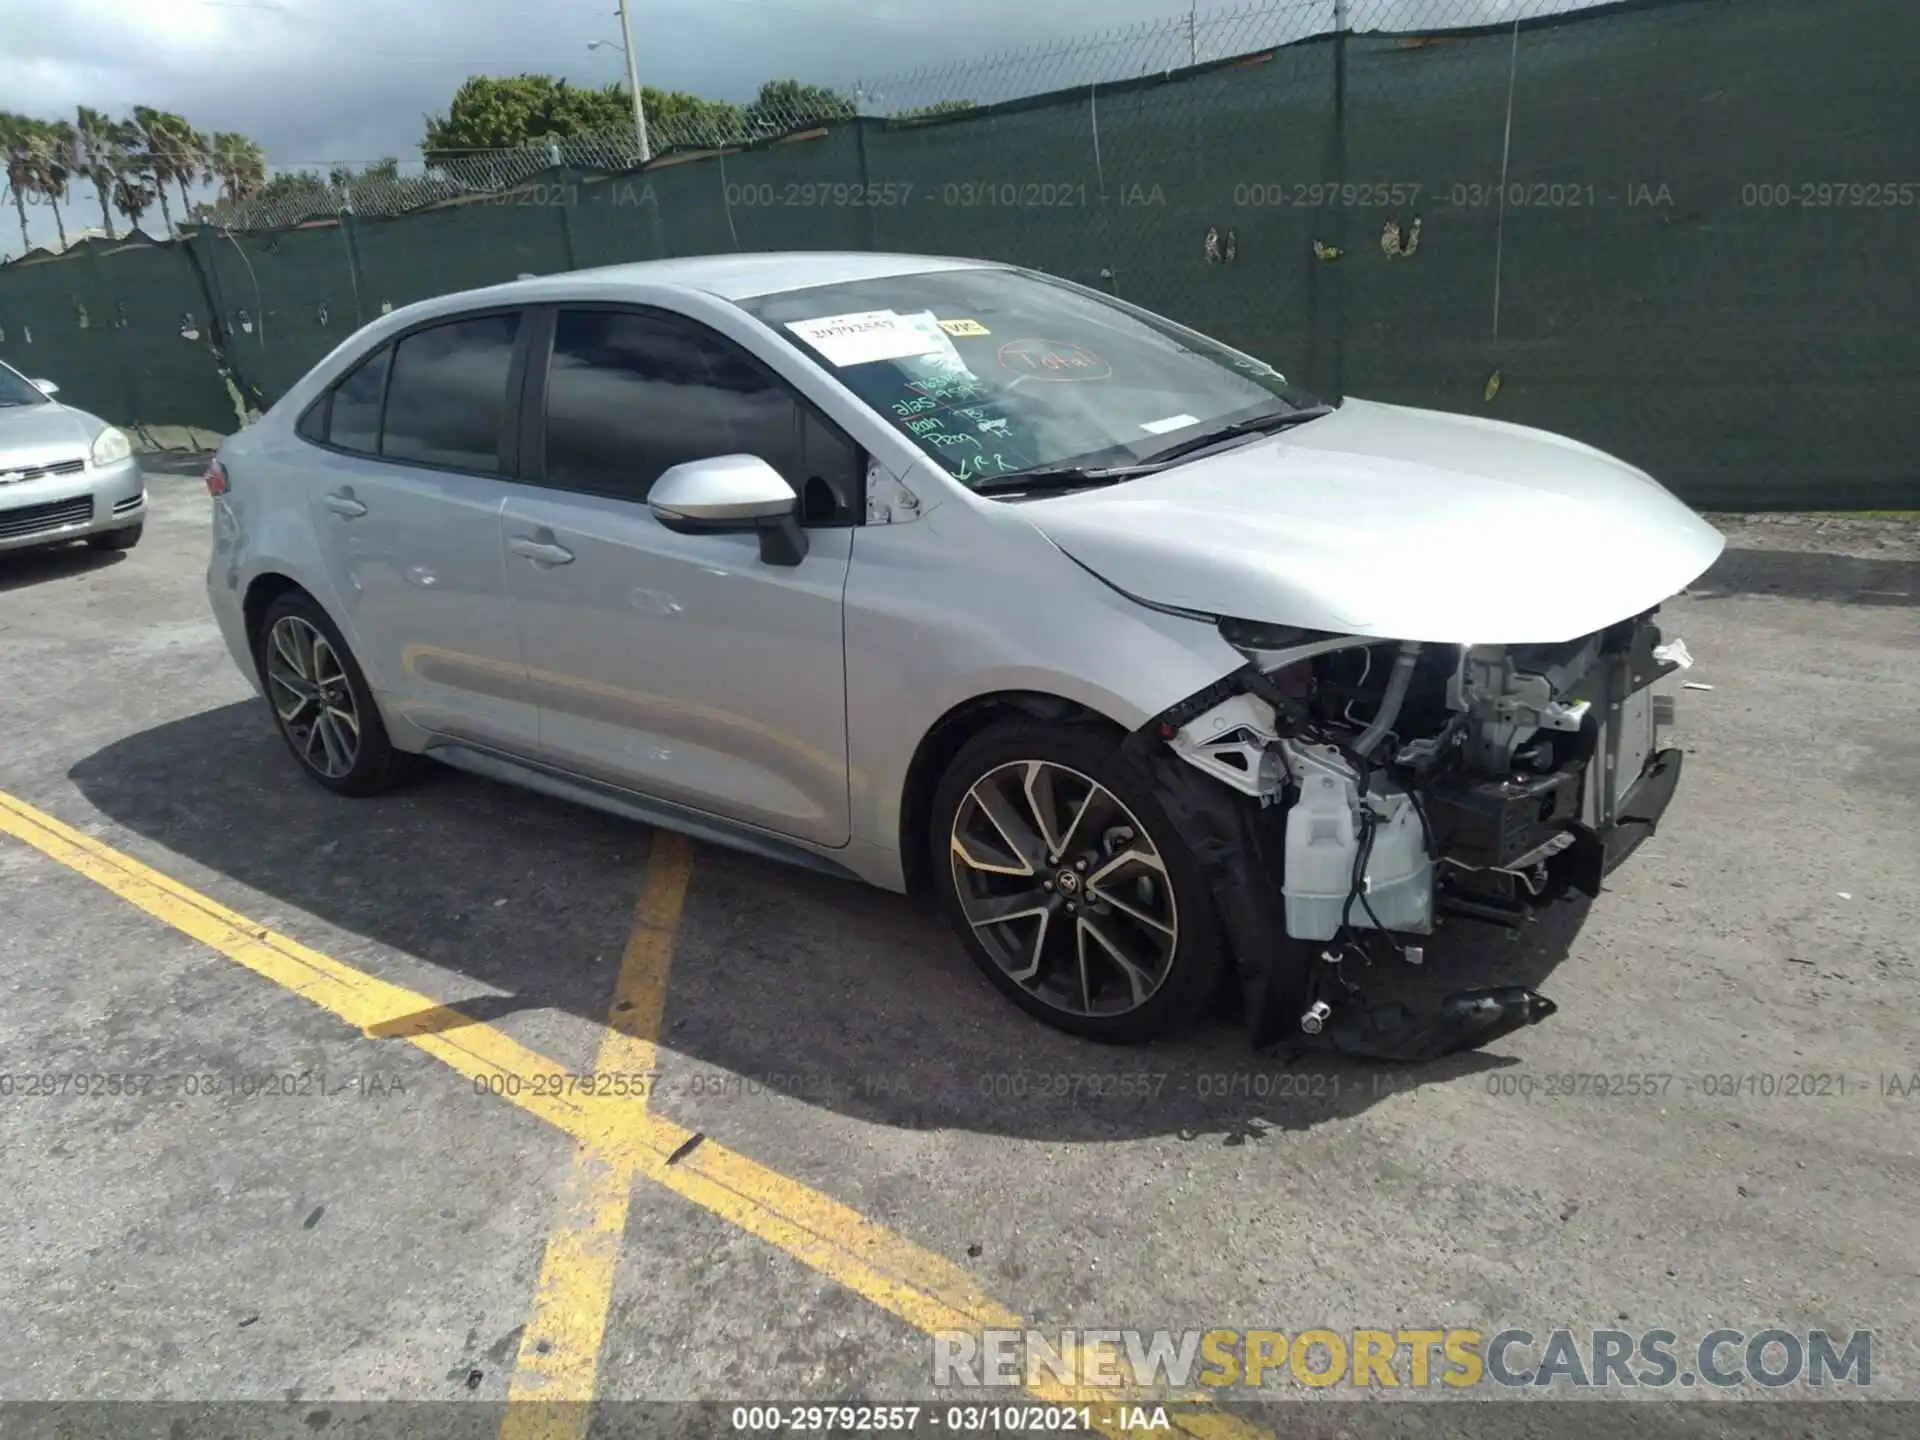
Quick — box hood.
[0,402,100,467]
[1022,398,1726,645]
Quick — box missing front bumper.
[1438,745,1685,925]
[1133,620,1692,1061]
[1599,744,1684,877]
[1307,746,1684,1062]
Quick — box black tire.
[929,719,1226,1044]
[255,589,422,797]
[86,523,142,551]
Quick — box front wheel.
[929,720,1225,1044]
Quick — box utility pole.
[616,0,651,164]
[1188,3,1198,65]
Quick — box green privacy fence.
[2,0,1915,509]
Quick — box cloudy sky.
[1,0,1577,255]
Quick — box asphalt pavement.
[0,468,1915,1438]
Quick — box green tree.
[641,88,746,149]
[743,78,855,135]
[422,75,753,163]
[251,167,335,219]
[326,156,400,207]
[422,76,632,161]
[316,158,399,213]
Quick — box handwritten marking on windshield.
[957,406,1013,439]
[997,339,1112,382]
[957,453,1020,483]
[908,373,988,404]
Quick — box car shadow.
[1689,547,1918,607]
[0,542,126,593]
[69,701,1592,1146]
[138,451,216,478]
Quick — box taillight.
[204,458,230,496]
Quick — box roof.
[329,252,1015,365]
[507,251,1001,303]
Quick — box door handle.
[323,489,368,518]
[508,534,575,567]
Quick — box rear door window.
[379,313,521,472]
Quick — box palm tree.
[171,123,210,219]
[111,169,159,236]
[0,112,35,255]
[29,120,76,249]
[129,106,196,236]
[209,131,266,207]
[74,106,121,239]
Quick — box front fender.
[842,503,1245,887]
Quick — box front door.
[501,305,862,847]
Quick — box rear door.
[499,304,861,847]
[301,309,539,749]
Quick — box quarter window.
[323,345,390,454]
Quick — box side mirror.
[31,379,58,396]
[648,454,809,567]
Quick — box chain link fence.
[3,0,1916,508]
[205,97,846,233]
[202,1,1601,231]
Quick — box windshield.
[738,268,1326,490]
[0,363,50,408]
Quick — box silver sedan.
[0,360,146,556]
[205,252,1723,1054]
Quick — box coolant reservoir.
[1282,747,1434,942]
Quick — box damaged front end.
[1126,612,1696,1062]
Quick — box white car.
[206,252,1724,1055]
[0,362,145,555]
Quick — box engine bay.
[1165,611,1695,949]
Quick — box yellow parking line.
[500,831,696,1440]
[602,829,697,1080]
[497,1148,634,1440]
[0,791,608,1134]
[0,790,1265,1440]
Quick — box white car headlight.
[91,427,132,467]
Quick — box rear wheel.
[86,523,141,551]
[256,590,420,796]
[929,719,1225,1043]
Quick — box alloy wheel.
[265,615,360,780]
[948,759,1179,1018]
